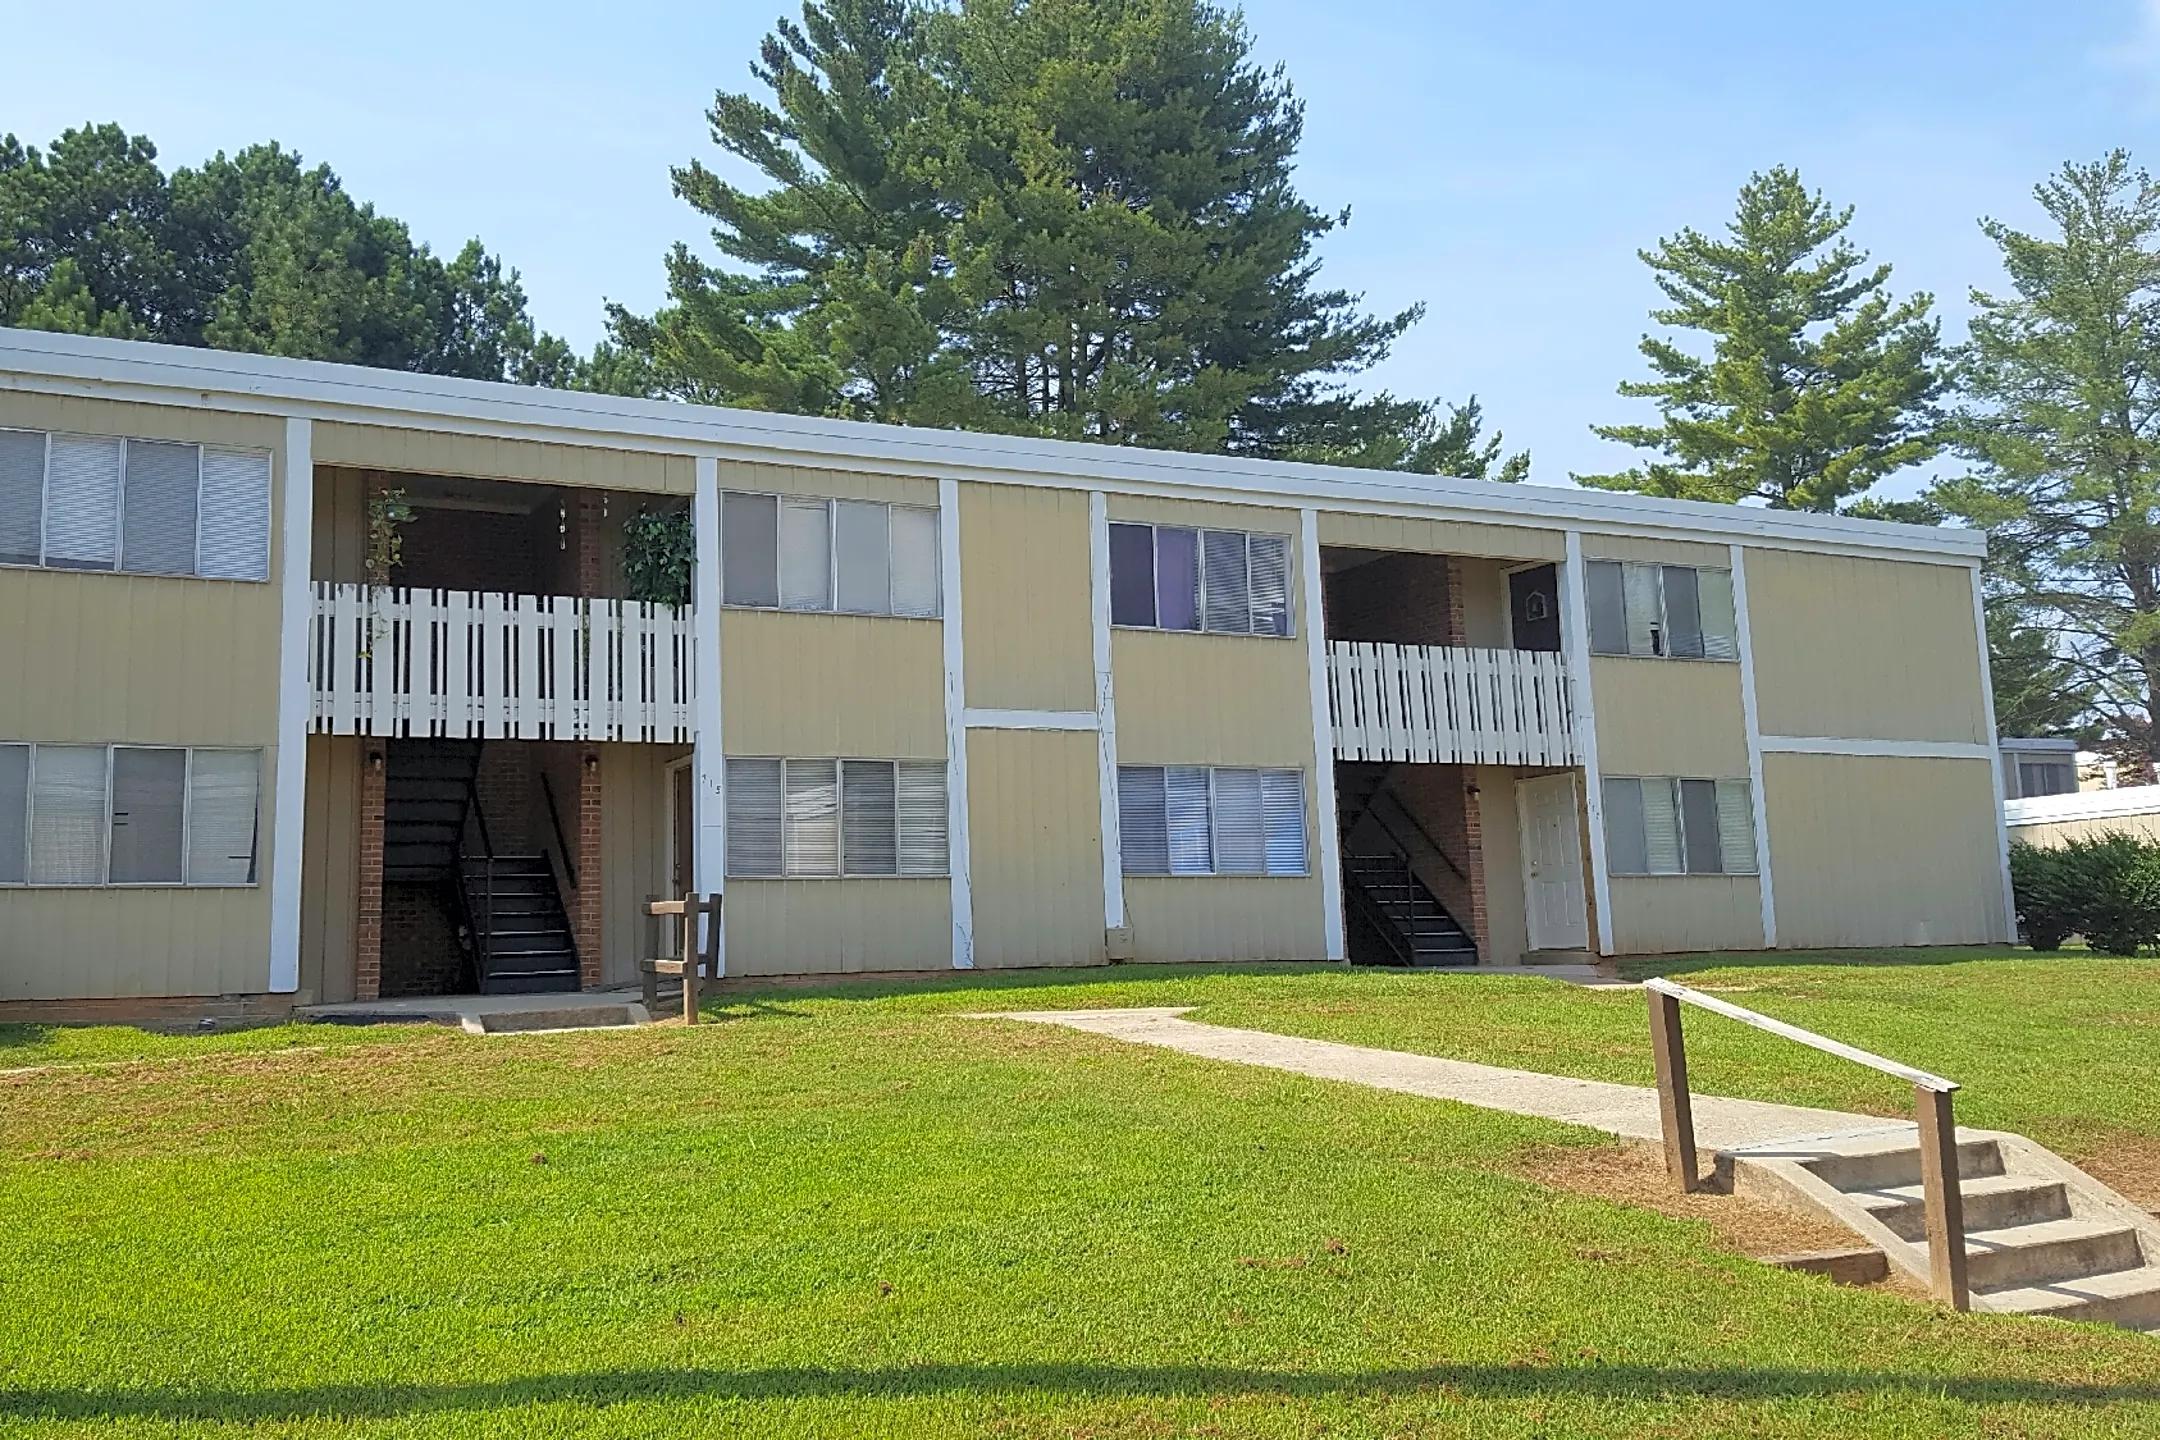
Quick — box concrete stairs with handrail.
[1723,1126,2160,1332]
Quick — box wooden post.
[1647,986,1700,1193]
[1915,1084,1970,1310]
[678,892,701,1025]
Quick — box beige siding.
[0,887,273,1001]
[1764,752,2008,947]
[722,611,944,759]
[1747,549,1988,744]
[1608,876,1765,955]
[0,393,284,451]
[314,422,693,494]
[966,729,1104,967]
[299,735,362,1004]
[1124,876,1324,961]
[725,881,951,975]
[2009,813,2160,848]
[598,743,686,985]
[718,460,938,507]
[1590,657,1749,777]
[1475,765,1530,966]
[1317,511,1565,562]
[1110,494,1299,533]
[1113,629,1314,767]
[1584,535,1730,568]
[1455,558,1515,648]
[312,468,368,583]
[960,482,1094,711]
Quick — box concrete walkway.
[980,1006,1909,1153]
[297,987,651,1034]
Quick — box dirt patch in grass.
[2046,1121,2160,1211]
[1510,1139,1929,1295]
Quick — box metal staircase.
[1342,851,1476,966]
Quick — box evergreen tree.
[615,0,1524,476]
[1985,600,2095,739]
[1936,152,2160,772]
[1579,167,1945,510]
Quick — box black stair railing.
[1345,858,1418,967]
[464,777,497,984]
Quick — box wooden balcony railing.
[309,583,693,743]
[1328,641,1577,766]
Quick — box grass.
[1,951,2157,1437]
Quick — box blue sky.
[8,1,2160,494]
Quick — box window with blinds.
[725,756,947,877]
[1116,765,1308,876]
[1585,560,1737,660]
[721,491,940,617]
[0,744,260,886]
[0,429,272,582]
[1601,776,1757,877]
[1106,522,1293,637]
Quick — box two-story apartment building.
[0,329,2014,1013]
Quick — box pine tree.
[615,0,1525,476]
[1579,167,1945,510]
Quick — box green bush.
[2009,832,2160,955]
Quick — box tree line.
[2,0,2148,768]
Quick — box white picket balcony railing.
[309,583,694,743]
[1329,641,1577,766]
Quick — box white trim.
[1562,531,1614,955]
[0,328,1984,567]
[692,458,727,976]
[1299,508,1345,961]
[1089,491,1125,933]
[2005,784,2160,826]
[963,708,1098,732]
[1729,545,1777,948]
[265,416,312,992]
[939,477,974,969]
[1757,736,1994,760]
[1968,566,2020,943]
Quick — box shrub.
[2010,832,2160,955]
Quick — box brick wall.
[1323,553,1456,646]
[1384,763,1488,959]
[576,749,603,986]
[379,882,468,997]
[356,748,385,1002]
[471,742,535,854]
[394,503,554,595]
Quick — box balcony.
[1329,641,1577,766]
[309,584,694,743]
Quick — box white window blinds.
[0,429,271,582]
[186,750,261,884]
[890,506,940,617]
[0,430,44,567]
[1248,534,1291,637]
[109,747,187,884]
[779,499,833,611]
[121,441,200,577]
[43,436,123,571]
[196,449,273,582]
[0,744,26,885]
[727,755,948,878]
[1107,522,1292,637]
[1602,775,1757,877]
[28,746,109,885]
[1201,530,1251,634]
[724,491,941,618]
[1117,765,1307,877]
[1586,560,1738,661]
[834,501,890,615]
[1715,778,1759,875]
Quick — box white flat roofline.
[1999,736,2079,753]
[2005,785,2160,826]
[0,327,1986,564]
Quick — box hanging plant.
[621,506,695,608]
[365,486,415,588]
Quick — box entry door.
[1518,773,1589,952]
[669,760,694,898]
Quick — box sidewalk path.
[979,1007,1909,1152]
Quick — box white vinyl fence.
[1329,641,1577,766]
[310,584,694,743]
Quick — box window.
[1116,766,1309,876]
[725,756,947,877]
[1602,776,1757,876]
[0,744,260,886]
[1585,561,1736,659]
[2017,760,2076,798]
[721,491,939,617]
[0,429,272,581]
[1107,522,1292,637]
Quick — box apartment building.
[0,329,2014,1011]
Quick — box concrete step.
[1981,1263,2160,1332]
[1801,1137,2004,1193]
[1964,1217,2148,1292]
[1853,1172,2072,1241]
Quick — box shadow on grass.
[4,1360,2155,1421]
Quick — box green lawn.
[2,953,2157,1438]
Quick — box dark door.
[1509,564,1561,651]
[671,763,694,897]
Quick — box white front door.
[1518,773,1590,952]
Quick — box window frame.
[718,490,941,620]
[0,428,272,583]
[1600,774,1758,878]
[0,743,262,888]
[1584,560,1737,662]
[1106,521,1295,639]
[723,754,949,879]
[1114,763,1310,877]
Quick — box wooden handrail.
[642,893,721,1025]
[1641,976,1969,1311]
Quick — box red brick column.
[576,749,604,987]
[1442,556,1468,647]
[357,747,386,1001]
[1461,770,1490,960]
[577,492,607,598]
